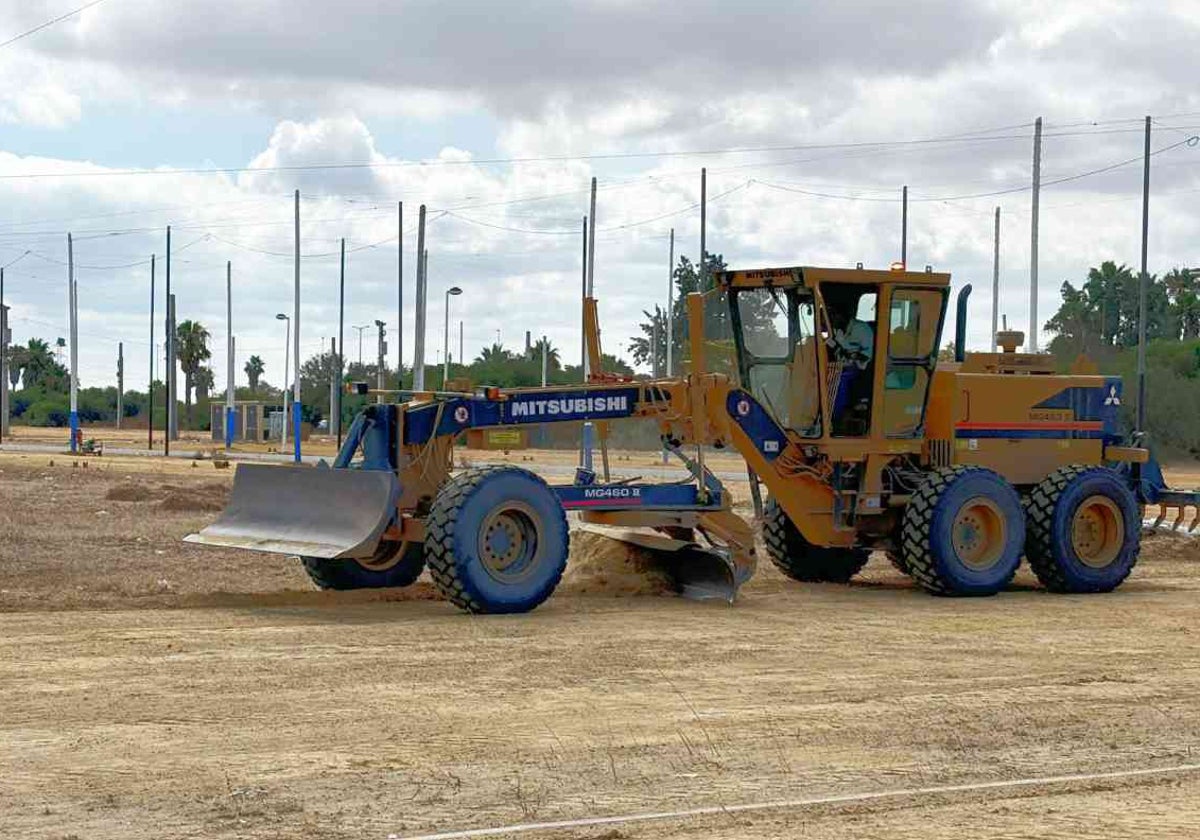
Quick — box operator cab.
[721,266,948,443]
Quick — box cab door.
[880,286,948,438]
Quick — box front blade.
[184,463,399,559]
[574,524,741,602]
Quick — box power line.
[0,124,1169,183]
[0,0,109,51]
[754,132,1200,205]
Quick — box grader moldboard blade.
[574,523,744,603]
[185,463,399,559]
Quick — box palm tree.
[531,337,561,371]
[20,338,63,390]
[475,343,512,365]
[245,355,265,392]
[175,320,211,429]
[195,366,215,404]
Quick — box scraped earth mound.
[104,482,156,502]
[562,529,675,596]
[158,481,230,513]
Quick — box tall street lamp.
[276,313,290,445]
[443,286,462,387]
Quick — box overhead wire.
[0,0,108,51]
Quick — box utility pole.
[1137,115,1152,435]
[292,189,301,462]
[278,313,290,447]
[230,336,235,439]
[353,324,369,367]
[700,168,707,291]
[336,238,345,445]
[666,227,674,377]
[540,335,548,387]
[580,216,588,376]
[901,185,908,268]
[166,293,174,456]
[225,260,234,449]
[166,225,177,442]
[579,214,590,471]
[413,205,428,391]
[375,320,386,403]
[116,342,124,430]
[68,233,79,453]
[993,207,1003,350]
[329,337,338,432]
[1029,117,1042,352]
[403,200,408,381]
[586,178,597,299]
[148,255,155,451]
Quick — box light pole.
[443,286,462,386]
[353,324,370,366]
[276,313,290,445]
[374,319,386,403]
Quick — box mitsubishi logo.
[1104,386,1121,406]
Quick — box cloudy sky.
[1,0,1198,390]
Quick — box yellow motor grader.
[188,264,1197,612]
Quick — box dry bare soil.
[2,453,1200,839]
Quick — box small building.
[209,401,269,442]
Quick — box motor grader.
[187,263,1199,612]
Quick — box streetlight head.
[275,313,288,321]
[448,286,463,296]
[375,319,385,328]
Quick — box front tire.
[1024,465,1140,593]
[762,498,869,583]
[901,466,1024,596]
[425,466,569,613]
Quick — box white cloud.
[0,1,1198,390]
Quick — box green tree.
[299,349,342,422]
[19,338,67,391]
[628,304,669,373]
[1164,268,1200,339]
[195,366,214,404]
[244,354,265,392]
[175,320,211,429]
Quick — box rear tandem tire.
[762,498,869,583]
[901,465,1024,596]
[1024,465,1140,593]
[425,466,569,614]
[301,540,425,590]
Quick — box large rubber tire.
[425,466,569,614]
[1024,465,1140,593]
[762,498,869,583]
[301,540,425,590]
[901,465,1025,596]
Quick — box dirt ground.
[2,453,1200,839]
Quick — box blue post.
[69,410,79,453]
[224,406,235,449]
[292,400,302,462]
